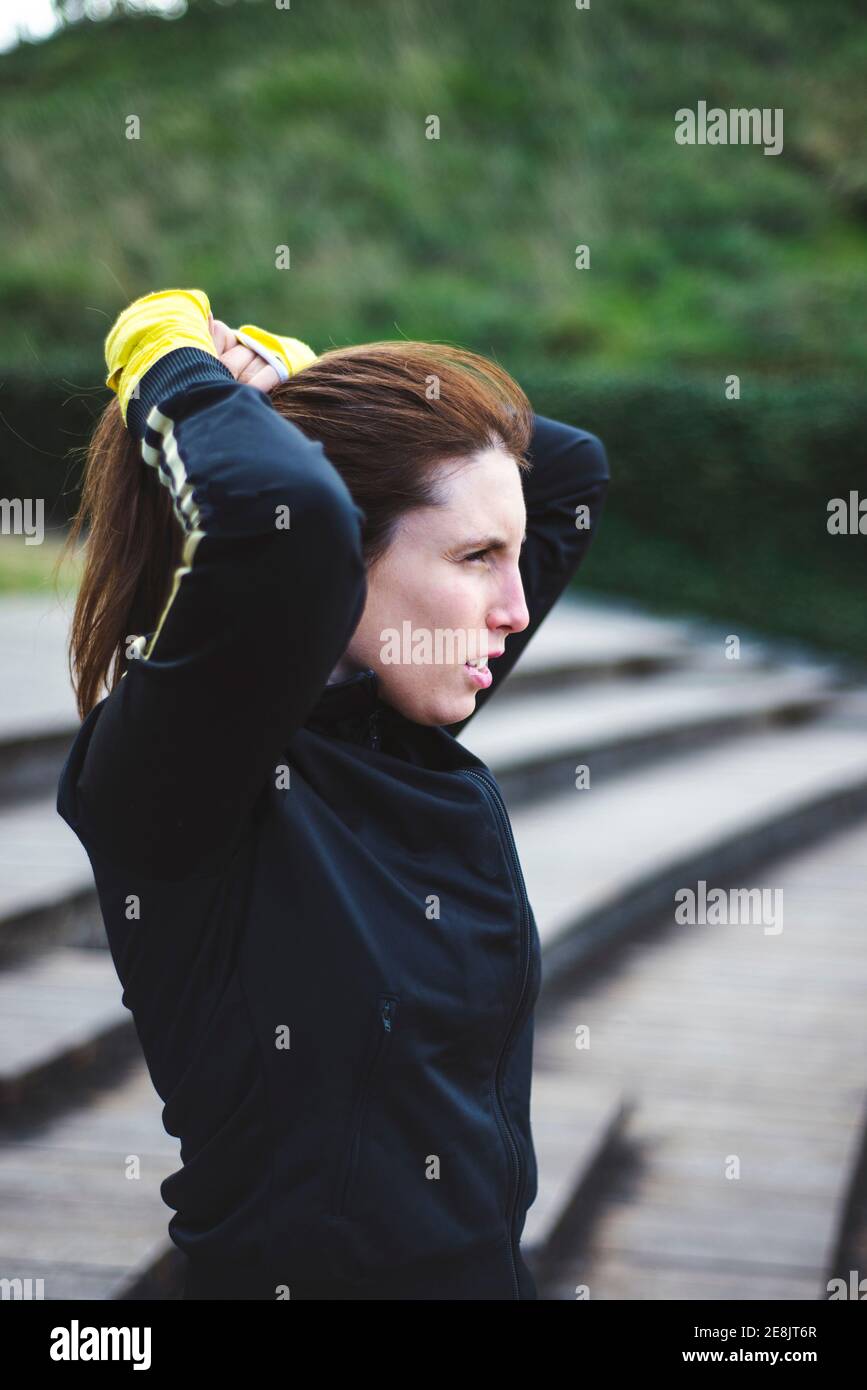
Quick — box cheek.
[360,558,483,683]
[427,569,477,618]
[389,567,474,629]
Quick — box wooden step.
[521,1079,631,1267]
[0,796,99,958]
[533,813,867,1299]
[0,946,132,1108]
[510,715,867,982]
[0,1059,180,1300]
[461,664,840,802]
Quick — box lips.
[464,661,493,688]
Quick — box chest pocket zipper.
[332,994,399,1218]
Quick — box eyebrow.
[461,530,528,552]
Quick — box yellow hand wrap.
[104,290,317,426]
[104,288,217,426]
[233,323,318,380]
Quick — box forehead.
[426,446,527,533]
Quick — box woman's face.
[334,446,531,726]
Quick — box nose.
[489,565,530,640]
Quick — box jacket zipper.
[457,765,532,1301]
[333,994,398,1218]
[367,707,382,750]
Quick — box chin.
[386,669,480,733]
[431,691,478,727]
[392,683,477,728]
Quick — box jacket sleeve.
[60,347,368,882]
[445,412,610,737]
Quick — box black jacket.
[56,347,609,1300]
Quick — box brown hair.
[55,340,534,721]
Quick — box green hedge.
[1,368,864,658]
[0,373,99,530]
[521,371,866,662]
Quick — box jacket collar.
[305,666,392,750]
[306,669,472,768]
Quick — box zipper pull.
[381,998,395,1031]
[368,708,381,750]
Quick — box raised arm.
[444,412,610,737]
[57,290,367,882]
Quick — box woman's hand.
[207,312,281,393]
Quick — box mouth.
[464,652,500,689]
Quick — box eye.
[464,549,489,563]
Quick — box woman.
[56,288,610,1300]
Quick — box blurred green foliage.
[1,0,864,378]
[0,0,864,656]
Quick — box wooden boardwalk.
[1,588,865,1298]
[533,813,867,1299]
